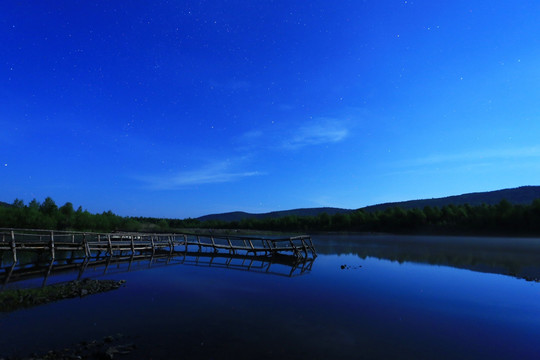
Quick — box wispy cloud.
[137,160,263,189]
[398,146,540,168]
[241,130,263,140]
[282,118,350,149]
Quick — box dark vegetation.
[0,279,126,312]
[362,185,540,212]
[197,186,540,221]
[5,332,136,359]
[197,207,351,222]
[0,197,200,232]
[2,194,540,236]
[202,199,540,235]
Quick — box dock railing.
[0,228,317,263]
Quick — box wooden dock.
[0,228,317,263]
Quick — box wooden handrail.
[0,228,317,263]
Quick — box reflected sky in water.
[1,235,540,359]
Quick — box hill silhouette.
[197,186,540,221]
[196,207,350,222]
[363,186,540,212]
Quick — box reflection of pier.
[0,229,317,263]
[1,250,315,290]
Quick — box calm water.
[2,234,540,359]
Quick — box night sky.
[2,1,540,218]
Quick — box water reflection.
[313,234,540,282]
[0,250,315,291]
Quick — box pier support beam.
[83,234,90,258]
[108,235,114,256]
[49,231,56,260]
[10,230,17,264]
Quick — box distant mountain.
[3,186,540,222]
[362,186,540,212]
[196,207,352,222]
[197,186,540,222]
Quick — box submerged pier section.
[0,228,317,263]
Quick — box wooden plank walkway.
[0,228,317,263]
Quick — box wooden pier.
[0,228,317,264]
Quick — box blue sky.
[2,1,540,218]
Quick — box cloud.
[282,119,350,149]
[399,146,540,168]
[137,160,263,189]
[241,130,263,140]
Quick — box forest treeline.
[2,197,540,235]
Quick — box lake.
[2,234,540,359]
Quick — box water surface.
[1,234,540,359]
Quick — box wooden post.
[288,263,296,277]
[128,254,134,271]
[104,257,111,274]
[131,235,135,254]
[10,230,17,264]
[151,235,155,255]
[4,263,16,288]
[196,236,202,251]
[71,234,75,243]
[83,233,90,258]
[248,239,255,254]
[290,238,302,258]
[107,234,113,256]
[50,231,56,260]
[42,260,54,288]
[77,259,89,280]
[227,237,235,254]
[266,240,273,255]
[184,234,188,252]
[300,238,309,258]
[168,235,173,254]
[308,237,317,257]
[211,236,217,253]
[260,239,266,256]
